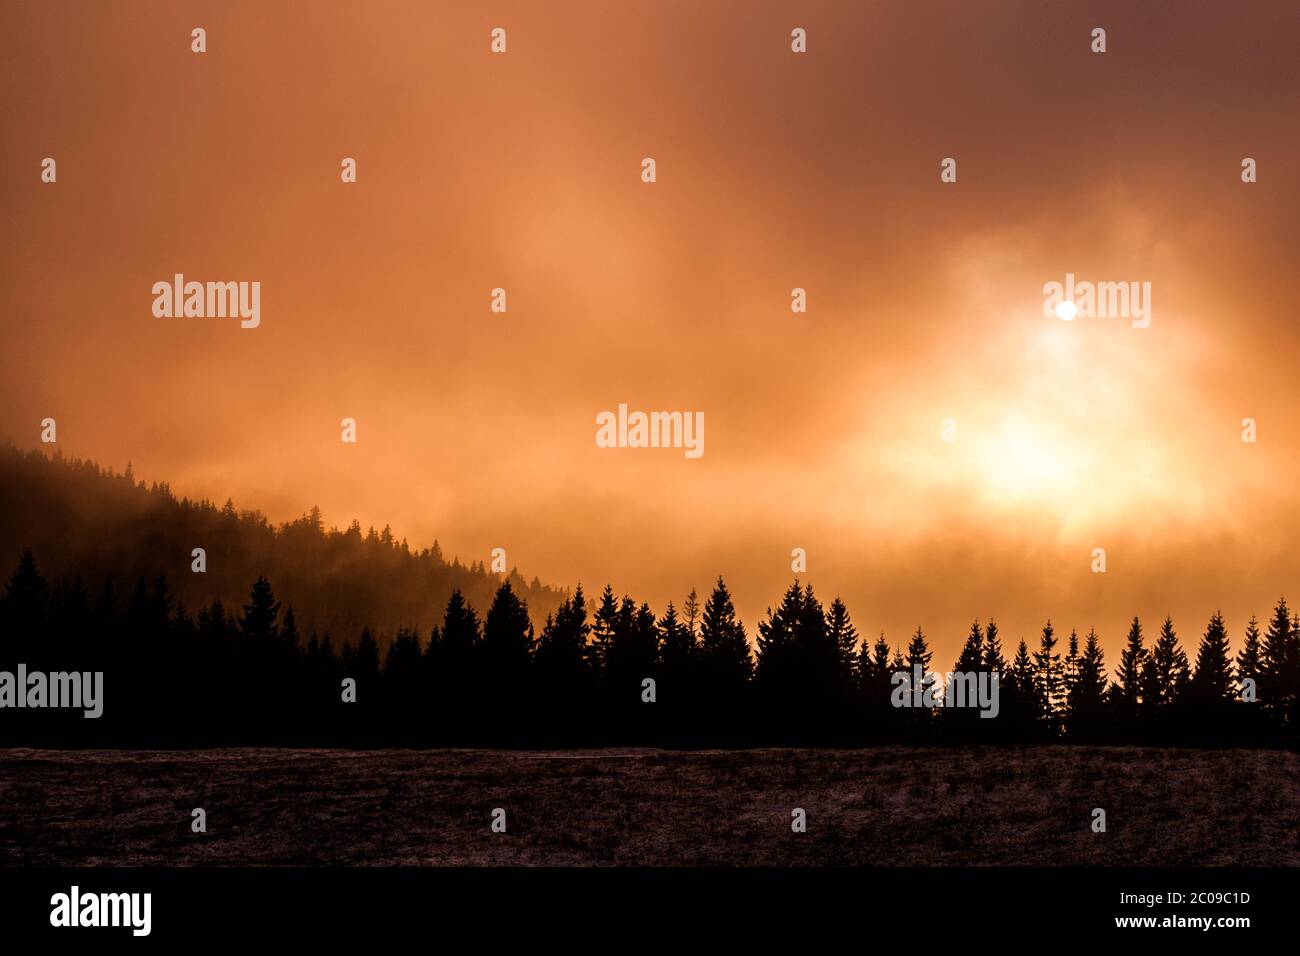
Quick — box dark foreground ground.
[0,746,1296,865]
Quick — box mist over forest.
[0,445,566,646]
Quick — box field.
[1,746,1296,866]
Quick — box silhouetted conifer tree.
[354,627,381,678]
[901,626,935,737]
[657,601,696,717]
[1009,639,1041,732]
[944,621,984,739]
[698,577,751,741]
[983,619,1006,675]
[481,581,534,680]
[1236,615,1263,701]
[1142,616,1189,719]
[1067,629,1108,739]
[605,598,659,718]
[1260,598,1296,724]
[1115,617,1146,721]
[657,603,693,682]
[1063,628,1081,704]
[1,550,48,658]
[240,576,280,645]
[826,597,859,682]
[1032,621,1063,735]
[1189,611,1234,704]
[589,584,619,675]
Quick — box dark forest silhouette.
[1,446,1297,748]
[2,548,1297,748]
[0,444,565,639]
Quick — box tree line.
[1,550,1296,748]
[0,444,566,642]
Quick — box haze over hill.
[0,445,566,643]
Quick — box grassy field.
[0,746,1296,866]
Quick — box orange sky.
[3,0,1300,664]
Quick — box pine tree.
[1259,598,1298,723]
[1010,639,1040,727]
[682,588,700,639]
[1189,611,1234,704]
[1,551,50,650]
[696,577,751,742]
[945,621,985,737]
[657,602,696,703]
[698,577,752,689]
[953,621,984,674]
[871,635,894,682]
[755,581,802,693]
[1063,628,1081,705]
[534,585,591,688]
[1032,620,1063,733]
[1236,615,1263,703]
[1116,616,1146,718]
[354,627,381,677]
[481,581,534,678]
[904,626,935,713]
[825,596,859,684]
[383,626,422,680]
[855,633,874,694]
[983,619,1006,675]
[1142,615,1189,715]
[589,584,620,674]
[1067,628,1108,735]
[861,633,895,720]
[605,599,659,701]
[240,576,280,644]
[280,606,301,652]
[752,581,841,713]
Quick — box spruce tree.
[1236,614,1263,702]
[481,581,534,678]
[682,588,700,639]
[1063,628,1081,706]
[279,606,301,653]
[904,627,933,678]
[240,576,280,644]
[605,599,659,702]
[1010,639,1040,730]
[946,621,985,736]
[354,627,381,677]
[1032,620,1063,733]
[698,577,752,689]
[904,626,935,719]
[1260,598,1296,722]
[983,619,1006,675]
[1189,611,1234,704]
[697,577,751,740]
[534,585,590,685]
[657,601,696,703]
[1142,615,1189,715]
[825,596,859,686]
[589,584,620,674]
[1067,628,1108,736]
[755,582,803,695]
[953,620,984,674]
[1116,616,1146,718]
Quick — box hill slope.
[0,445,565,642]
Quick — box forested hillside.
[0,445,565,643]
